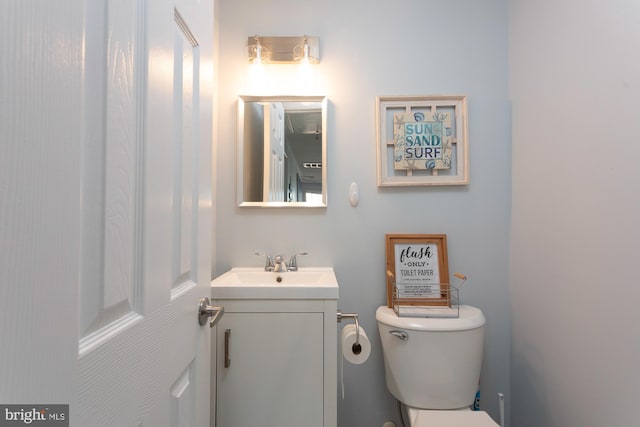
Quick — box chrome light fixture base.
[248,35,320,64]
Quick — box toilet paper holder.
[337,310,361,354]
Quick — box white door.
[0,0,215,426]
[263,102,285,202]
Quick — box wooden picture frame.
[385,234,450,308]
[376,95,469,186]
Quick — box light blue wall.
[215,1,510,425]
[509,1,640,426]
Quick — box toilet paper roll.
[341,324,371,364]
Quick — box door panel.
[79,0,146,350]
[172,7,199,294]
[264,102,285,202]
[170,362,197,427]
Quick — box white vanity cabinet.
[210,268,338,427]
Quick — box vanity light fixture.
[247,35,320,64]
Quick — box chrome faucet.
[255,251,307,272]
[273,254,287,272]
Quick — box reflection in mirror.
[237,95,327,207]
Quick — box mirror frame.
[237,95,328,208]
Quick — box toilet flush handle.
[389,330,409,341]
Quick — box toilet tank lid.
[376,305,485,331]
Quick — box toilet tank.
[376,305,485,410]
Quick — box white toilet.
[376,305,500,427]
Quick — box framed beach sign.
[376,95,469,186]
[385,234,450,307]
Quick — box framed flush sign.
[376,95,468,186]
[385,234,450,307]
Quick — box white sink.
[210,267,339,299]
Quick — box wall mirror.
[237,95,327,207]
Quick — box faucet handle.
[288,252,308,271]
[254,252,274,271]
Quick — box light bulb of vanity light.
[255,43,263,65]
[301,38,310,64]
[293,35,317,64]
[248,35,270,64]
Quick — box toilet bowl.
[376,305,499,427]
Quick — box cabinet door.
[216,312,324,427]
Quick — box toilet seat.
[413,410,499,427]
